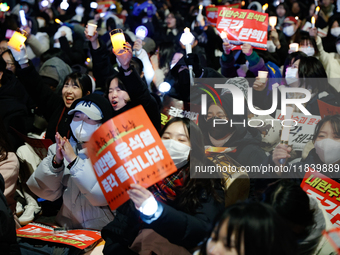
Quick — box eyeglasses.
[6,62,15,67]
[205,114,228,121]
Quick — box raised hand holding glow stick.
[180,28,195,86]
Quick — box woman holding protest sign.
[27,93,115,230]
[267,114,340,179]
[101,117,225,254]
[84,26,161,133]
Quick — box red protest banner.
[206,4,241,26]
[17,223,101,250]
[317,99,340,119]
[216,8,268,50]
[301,169,340,227]
[86,105,177,211]
[322,228,340,253]
[11,128,53,160]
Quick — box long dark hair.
[158,42,176,69]
[313,114,340,142]
[264,180,315,238]
[63,72,93,96]
[298,56,338,95]
[0,116,12,162]
[283,51,307,79]
[160,117,223,214]
[201,202,297,255]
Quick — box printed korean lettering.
[140,129,155,146]
[115,142,132,160]
[102,173,119,193]
[124,158,142,176]
[115,166,130,183]
[129,135,145,150]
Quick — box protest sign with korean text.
[216,7,268,50]
[275,110,321,151]
[87,105,177,211]
[301,170,340,228]
[17,223,101,250]
[206,4,241,26]
[318,99,340,119]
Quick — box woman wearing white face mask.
[270,114,340,178]
[322,15,340,53]
[282,16,301,44]
[27,94,115,230]
[101,117,225,255]
[254,53,340,116]
[309,27,340,92]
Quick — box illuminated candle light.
[269,16,277,29]
[220,31,229,43]
[87,23,97,36]
[0,3,10,12]
[135,25,148,40]
[241,1,245,6]
[60,0,69,10]
[90,2,98,9]
[258,71,268,83]
[86,57,91,63]
[180,28,195,85]
[19,10,27,27]
[311,16,315,28]
[55,18,63,25]
[197,5,204,26]
[8,31,27,51]
[295,16,299,21]
[262,3,268,13]
[110,28,126,55]
[289,43,299,52]
[315,6,320,15]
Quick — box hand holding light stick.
[133,25,148,55]
[180,28,195,86]
[279,106,294,164]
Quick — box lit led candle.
[19,10,27,26]
[180,28,195,85]
[87,23,97,36]
[315,6,320,15]
[258,71,268,83]
[262,3,268,13]
[289,43,299,52]
[311,16,315,28]
[269,16,277,29]
[241,1,245,6]
[110,28,126,55]
[220,31,229,43]
[55,18,63,25]
[8,31,27,51]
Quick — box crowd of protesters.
[1,0,340,254]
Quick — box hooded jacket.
[27,94,115,230]
[198,93,267,167]
[39,57,72,93]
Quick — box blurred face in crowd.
[0,40,7,54]
[108,78,130,111]
[332,20,339,28]
[314,121,340,164]
[166,13,176,29]
[62,78,84,108]
[322,0,333,8]
[161,121,190,147]
[2,51,15,74]
[206,220,244,255]
[292,2,300,14]
[276,5,286,17]
[309,4,316,17]
[285,58,300,87]
[299,39,315,56]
